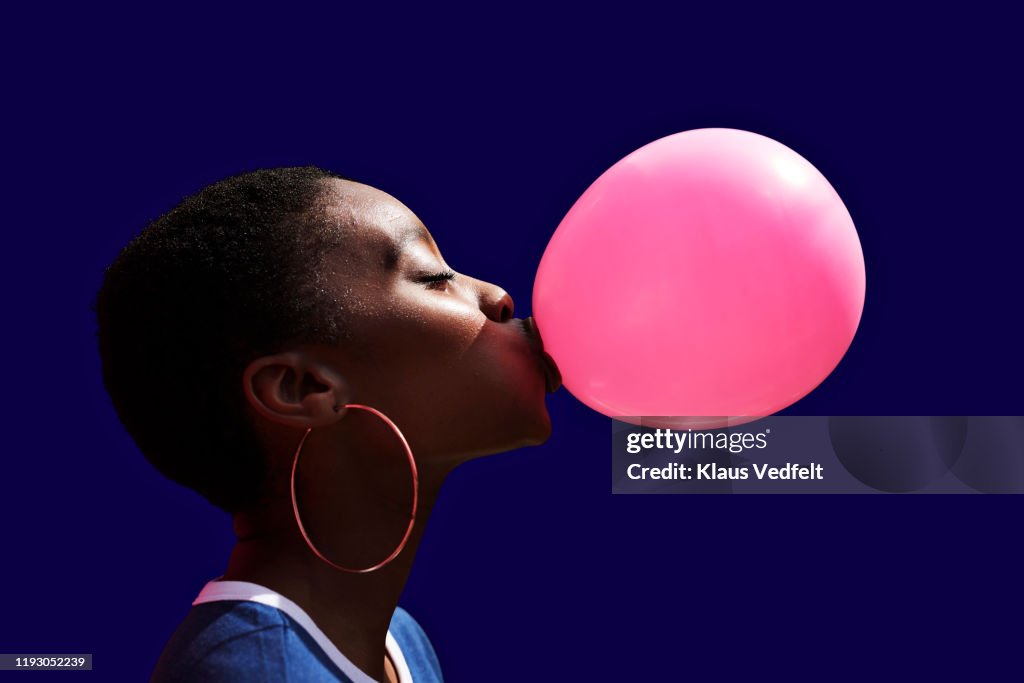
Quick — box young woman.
[95,167,561,682]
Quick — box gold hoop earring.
[290,404,419,573]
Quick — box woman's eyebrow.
[384,225,437,270]
[395,225,433,251]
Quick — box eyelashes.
[419,268,457,287]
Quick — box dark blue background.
[4,4,1021,680]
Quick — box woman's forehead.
[320,178,439,268]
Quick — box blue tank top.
[151,580,443,682]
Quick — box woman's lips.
[524,316,563,393]
[540,349,562,394]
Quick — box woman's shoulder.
[150,599,442,682]
[389,605,426,641]
[150,600,345,682]
[389,606,444,682]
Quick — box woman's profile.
[94,167,562,682]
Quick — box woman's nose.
[476,279,514,322]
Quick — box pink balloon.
[533,128,865,429]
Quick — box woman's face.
[301,178,557,462]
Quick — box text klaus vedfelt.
[624,428,823,481]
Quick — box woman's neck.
[221,463,448,682]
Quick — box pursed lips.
[523,316,562,393]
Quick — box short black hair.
[95,166,353,512]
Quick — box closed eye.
[420,268,457,288]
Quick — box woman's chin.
[516,402,553,447]
[477,407,552,457]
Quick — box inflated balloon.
[534,128,865,429]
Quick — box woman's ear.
[242,351,351,428]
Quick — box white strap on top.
[193,578,412,683]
